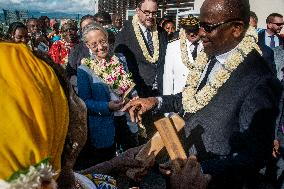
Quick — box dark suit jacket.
[258,43,276,74]
[114,21,168,97]
[66,41,89,78]
[258,29,284,48]
[159,50,282,188]
[257,30,279,75]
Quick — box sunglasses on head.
[272,22,284,26]
[199,18,242,33]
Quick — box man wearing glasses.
[122,0,282,188]
[114,0,167,98]
[114,0,168,140]
[258,13,284,49]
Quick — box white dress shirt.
[138,22,151,42]
[163,39,203,95]
[158,47,237,111]
[198,48,236,88]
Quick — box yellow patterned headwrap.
[0,42,69,180]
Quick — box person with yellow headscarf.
[0,42,144,189]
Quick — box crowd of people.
[0,0,284,188]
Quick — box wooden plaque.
[126,114,186,179]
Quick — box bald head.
[201,0,250,28]
[199,0,250,57]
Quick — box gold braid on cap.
[180,15,199,27]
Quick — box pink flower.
[88,56,134,97]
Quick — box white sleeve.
[163,45,174,95]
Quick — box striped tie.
[269,35,275,48]
[146,28,154,56]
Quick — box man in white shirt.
[163,15,203,95]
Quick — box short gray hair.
[82,23,108,43]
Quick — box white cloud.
[0,0,95,13]
[10,0,22,3]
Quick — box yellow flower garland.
[182,26,262,113]
[132,14,160,64]
[179,28,207,72]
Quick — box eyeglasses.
[272,22,284,26]
[199,18,242,33]
[87,39,108,49]
[139,8,158,17]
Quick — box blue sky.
[0,0,95,13]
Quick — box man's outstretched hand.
[121,97,159,123]
[159,156,211,189]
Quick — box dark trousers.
[114,115,138,151]
[74,142,116,171]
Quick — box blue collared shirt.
[265,30,280,47]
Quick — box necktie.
[191,42,198,61]
[197,57,218,91]
[269,35,275,48]
[146,29,154,56]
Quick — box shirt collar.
[138,22,148,34]
[187,39,201,47]
[215,47,236,65]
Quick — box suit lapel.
[258,30,266,46]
